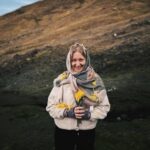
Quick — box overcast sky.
[0,0,40,16]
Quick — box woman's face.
[71,51,86,73]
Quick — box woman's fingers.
[74,106,85,119]
[74,106,85,113]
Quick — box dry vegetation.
[0,0,150,64]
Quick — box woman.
[46,43,110,150]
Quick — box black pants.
[54,125,95,150]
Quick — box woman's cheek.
[71,62,75,66]
[81,60,86,66]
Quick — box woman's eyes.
[79,58,84,61]
[72,59,84,62]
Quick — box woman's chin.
[73,69,83,73]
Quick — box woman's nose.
[76,61,80,66]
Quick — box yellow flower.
[87,94,98,102]
[92,81,96,86]
[60,72,68,80]
[56,102,73,110]
[74,89,85,102]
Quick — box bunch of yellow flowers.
[74,89,98,105]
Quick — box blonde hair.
[69,43,87,60]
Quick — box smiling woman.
[46,43,111,150]
[0,0,39,16]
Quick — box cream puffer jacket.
[46,83,110,130]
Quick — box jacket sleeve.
[90,89,110,121]
[46,86,65,119]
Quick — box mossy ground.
[0,105,149,150]
[0,46,149,150]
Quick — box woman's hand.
[64,106,91,120]
[64,107,85,118]
[74,106,85,119]
[75,106,91,120]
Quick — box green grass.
[0,105,54,150]
[96,118,150,150]
[0,105,149,150]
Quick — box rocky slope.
[0,0,150,63]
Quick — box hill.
[0,0,149,62]
[0,0,149,106]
